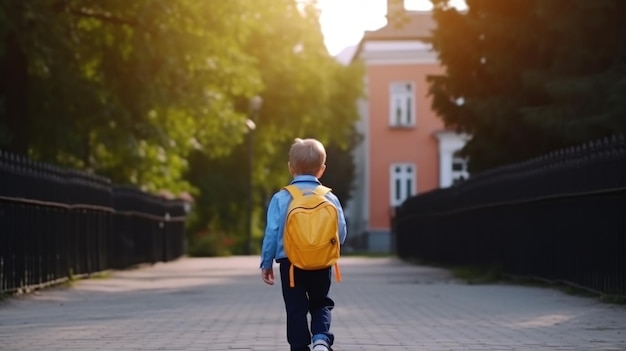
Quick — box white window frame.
[451,151,470,185]
[390,163,416,207]
[389,81,416,128]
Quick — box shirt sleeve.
[329,194,348,245]
[260,194,280,269]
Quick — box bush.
[187,231,234,257]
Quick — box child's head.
[288,138,327,177]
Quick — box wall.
[367,63,444,230]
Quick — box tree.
[183,0,364,254]
[428,0,626,172]
[0,0,363,255]
[0,0,262,192]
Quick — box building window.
[390,163,416,207]
[389,82,415,128]
[452,151,469,184]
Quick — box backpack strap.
[334,263,342,283]
[283,185,303,199]
[312,185,332,196]
[284,185,332,198]
[284,184,300,288]
[320,184,340,284]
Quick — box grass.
[450,264,503,285]
[341,250,393,258]
[59,269,112,287]
[599,295,626,305]
[88,271,112,280]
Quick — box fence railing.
[395,135,626,298]
[0,151,188,294]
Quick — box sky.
[317,0,467,56]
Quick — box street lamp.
[246,95,263,255]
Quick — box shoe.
[312,340,330,351]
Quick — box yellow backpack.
[283,185,342,288]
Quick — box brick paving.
[0,256,624,351]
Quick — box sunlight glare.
[405,0,467,11]
[317,0,386,56]
[318,0,467,56]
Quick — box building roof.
[363,11,435,41]
[351,11,435,63]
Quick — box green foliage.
[183,0,364,254]
[321,127,362,206]
[187,233,235,257]
[0,0,261,192]
[428,0,626,172]
[0,0,363,255]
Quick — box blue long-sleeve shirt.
[260,175,347,269]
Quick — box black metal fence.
[0,151,188,294]
[395,135,626,298]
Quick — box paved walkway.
[0,256,624,351]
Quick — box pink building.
[345,1,469,252]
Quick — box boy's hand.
[261,268,275,285]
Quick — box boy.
[260,138,347,351]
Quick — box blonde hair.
[289,138,326,175]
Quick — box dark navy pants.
[279,259,335,351]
